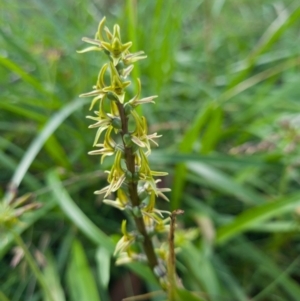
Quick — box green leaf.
[95,246,111,289]
[200,105,223,154]
[227,3,300,88]
[43,253,66,301]
[66,239,101,301]
[171,103,214,209]
[216,192,300,245]
[2,98,89,204]
[46,169,115,252]
[175,288,206,301]
[180,242,220,301]
[187,162,265,204]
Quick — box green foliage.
[1,0,300,300]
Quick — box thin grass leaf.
[0,102,45,123]
[151,151,273,168]
[187,162,265,204]
[232,238,300,301]
[200,105,223,154]
[46,169,115,252]
[228,3,300,88]
[171,102,213,209]
[180,242,221,301]
[213,255,250,301]
[0,151,40,190]
[253,256,300,301]
[216,192,300,245]
[0,56,51,97]
[66,239,101,301]
[95,246,111,289]
[175,288,206,301]
[43,253,66,301]
[44,135,71,169]
[220,57,300,103]
[2,98,89,204]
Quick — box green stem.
[11,230,55,301]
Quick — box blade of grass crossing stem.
[43,253,66,301]
[228,3,300,88]
[46,169,115,252]
[3,98,89,204]
[66,239,101,301]
[171,102,213,210]
[216,192,300,245]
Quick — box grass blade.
[3,98,89,204]
[46,169,114,252]
[216,193,300,244]
[66,239,101,301]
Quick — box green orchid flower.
[114,220,135,256]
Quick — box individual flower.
[130,110,161,156]
[87,105,121,147]
[101,63,131,103]
[127,79,157,107]
[115,251,147,266]
[79,63,108,110]
[123,51,147,65]
[137,149,168,184]
[88,126,116,163]
[114,220,135,256]
[141,191,171,233]
[94,150,125,197]
[78,17,133,66]
[103,189,129,210]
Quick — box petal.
[77,46,102,53]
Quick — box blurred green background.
[1,0,300,300]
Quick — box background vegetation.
[1,0,300,300]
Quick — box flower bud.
[107,91,119,101]
[123,133,133,147]
[111,117,122,130]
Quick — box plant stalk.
[116,101,159,271]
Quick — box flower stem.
[116,101,159,271]
[11,230,55,301]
